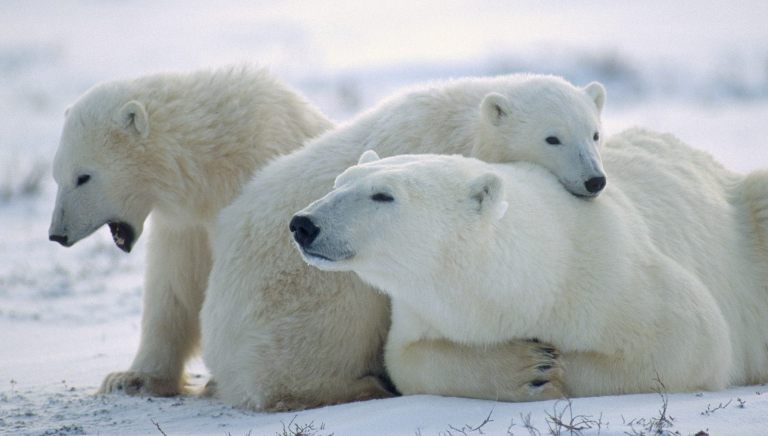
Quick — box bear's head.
[48,83,155,253]
[473,76,606,198]
[290,151,508,289]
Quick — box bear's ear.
[584,82,606,114]
[358,149,380,165]
[469,172,507,219]
[114,100,149,139]
[480,92,512,127]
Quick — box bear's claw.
[519,340,567,400]
[98,371,181,397]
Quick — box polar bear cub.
[473,78,606,196]
[292,137,768,399]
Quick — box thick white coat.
[297,129,768,399]
[201,74,603,410]
[48,67,332,395]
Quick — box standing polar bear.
[201,74,605,410]
[48,67,333,396]
[293,130,768,399]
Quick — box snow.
[3,318,767,436]
[1,1,767,434]
[2,325,767,436]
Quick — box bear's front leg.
[387,337,566,402]
[98,222,211,396]
[385,302,565,401]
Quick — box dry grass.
[275,415,333,436]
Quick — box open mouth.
[108,221,136,253]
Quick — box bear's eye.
[545,136,561,145]
[76,174,91,187]
[593,132,600,141]
[371,193,394,202]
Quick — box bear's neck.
[131,70,332,225]
[384,167,576,343]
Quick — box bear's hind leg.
[262,375,395,412]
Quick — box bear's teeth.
[108,222,124,247]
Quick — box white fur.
[297,129,768,399]
[48,66,332,396]
[475,78,605,196]
[201,74,601,410]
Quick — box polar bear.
[48,66,333,396]
[201,74,605,410]
[292,132,768,399]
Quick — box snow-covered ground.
[1,1,767,434]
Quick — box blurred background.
[1,0,767,321]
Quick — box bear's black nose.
[584,176,606,194]
[49,234,68,246]
[289,215,320,248]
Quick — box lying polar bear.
[202,74,606,410]
[292,129,768,399]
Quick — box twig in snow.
[544,399,605,435]
[700,399,732,416]
[276,415,332,436]
[622,374,677,435]
[519,412,542,436]
[443,408,494,435]
[151,419,168,436]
